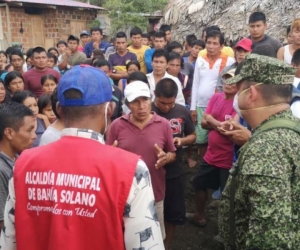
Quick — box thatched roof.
[162,0,300,43]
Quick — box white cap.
[124,81,151,102]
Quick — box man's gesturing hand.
[154,144,168,169]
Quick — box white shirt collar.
[61,128,105,144]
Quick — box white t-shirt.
[283,45,293,65]
[39,126,61,146]
[191,55,235,109]
[291,77,300,119]
[22,63,27,73]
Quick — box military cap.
[225,54,296,85]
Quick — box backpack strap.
[250,118,300,140]
[228,118,300,249]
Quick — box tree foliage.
[104,0,167,33]
[76,0,167,33]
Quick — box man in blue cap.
[0,65,164,250]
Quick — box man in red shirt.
[0,66,164,250]
[107,81,176,240]
[23,47,60,98]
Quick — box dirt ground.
[171,149,225,250]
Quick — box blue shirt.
[183,57,196,68]
[145,48,155,73]
[84,40,111,58]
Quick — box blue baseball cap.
[58,65,112,107]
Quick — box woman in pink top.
[187,69,238,227]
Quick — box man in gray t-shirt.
[0,103,36,225]
[248,11,282,58]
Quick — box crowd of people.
[0,10,299,250]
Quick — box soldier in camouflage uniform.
[219,54,300,250]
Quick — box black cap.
[67,35,79,43]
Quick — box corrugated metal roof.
[1,0,104,10]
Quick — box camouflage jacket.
[220,110,300,250]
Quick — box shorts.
[195,107,208,144]
[156,200,166,240]
[164,175,186,225]
[192,160,229,192]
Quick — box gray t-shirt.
[251,35,282,58]
[105,46,116,60]
[39,126,61,146]
[61,51,87,66]
[0,152,14,220]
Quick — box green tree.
[104,0,167,33]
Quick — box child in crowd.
[118,61,140,97]
[12,91,49,147]
[47,47,59,59]
[142,33,151,46]
[41,74,58,95]
[0,79,7,104]
[38,94,56,124]
[39,88,65,145]
[56,40,68,64]
[47,53,60,72]
[25,48,33,70]
[0,51,11,71]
